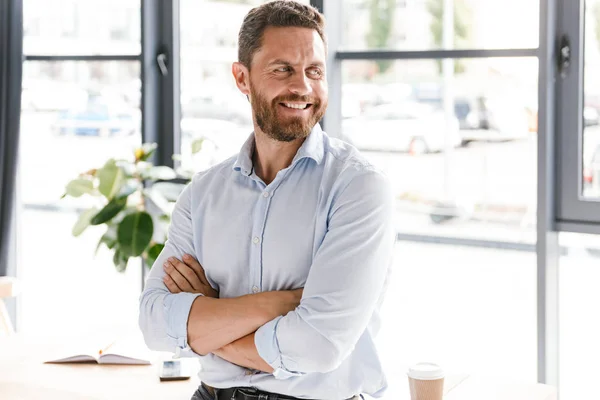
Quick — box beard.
[249,83,327,143]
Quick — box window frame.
[555,0,600,232]
[318,0,559,389]
[21,0,179,286]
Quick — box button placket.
[250,185,271,295]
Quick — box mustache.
[272,95,319,105]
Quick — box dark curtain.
[0,0,23,276]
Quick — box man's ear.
[232,62,250,96]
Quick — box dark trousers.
[190,384,363,400]
[190,384,215,400]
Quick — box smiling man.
[139,2,395,400]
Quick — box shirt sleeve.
[254,168,395,377]
[138,180,203,357]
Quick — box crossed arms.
[138,171,395,377]
[162,254,301,373]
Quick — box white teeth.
[284,103,308,109]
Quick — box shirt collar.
[232,132,255,176]
[232,123,325,176]
[291,123,325,166]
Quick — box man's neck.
[252,128,306,185]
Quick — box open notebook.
[45,332,151,365]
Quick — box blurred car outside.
[410,82,531,145]
[448,96,530,145]
[341,101,461,154]
[342,83,384,119]
[51,92,139,137]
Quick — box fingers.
[163,275,181,293]
[183,254,209,286]
[163,258,195,292]
[170,256,204,291]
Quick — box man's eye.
[275,67,290,72]
[308,69,323,78]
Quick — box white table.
[0,336,557,399]
[0,335,200,400]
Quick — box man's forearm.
[187,290,298,355]
[213,333,273,373]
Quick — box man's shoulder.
[320,132,393,213]
[322,132,384,178]
[188,154,239,187]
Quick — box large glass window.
[557,0,600,224]
[18,0,142,336]
[19,61,142,335]
[341,58,538,242]
[378,242,536,399]
[21,61,141,207]
[23,0,140,55]
[340,0,539,51]
[583,0,600,199]
[559,232,600,399]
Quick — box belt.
[201,383,361,400]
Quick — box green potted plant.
[62,143,193,272]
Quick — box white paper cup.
[407,363,445,400]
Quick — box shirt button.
[245,370,253,376]
[252,236,260,244]
[252,286,259,293]
[262,191,270,198]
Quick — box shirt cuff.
[255,316,305,379]
[164,292,204,356]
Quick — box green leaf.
[118,211,154,257]
[65,179,95,198]
[95,226,118,255]
[90,197,127,225]
[192,138,204,154]
[146,243,165,268]
[113,247,129,273]
[97,159,125,200]
[141,166,177,181]
[72,208,98,237]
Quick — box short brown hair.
[238,0,326,69]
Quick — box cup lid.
[407,362,445,380]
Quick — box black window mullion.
[336,48,539,60]
[141,0,180,169]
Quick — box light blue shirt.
[139,124,395,399]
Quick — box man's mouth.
[280,102,312,110]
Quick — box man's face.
[237,26,328,142]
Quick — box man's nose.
[288,73,313,96]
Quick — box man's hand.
[163,254,218,298]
